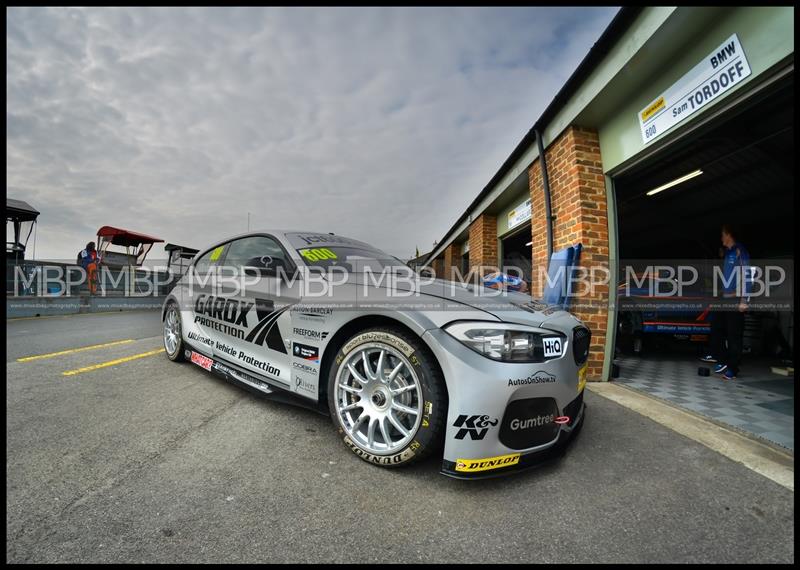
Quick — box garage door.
[610,76,794,450]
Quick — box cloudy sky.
[7,7,618,262]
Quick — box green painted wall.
[596,6,794,173]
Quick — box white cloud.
[7,6,619,261]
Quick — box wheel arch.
[318,314,448,408]
[161,294,182,321]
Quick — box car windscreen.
[296,246,404,272]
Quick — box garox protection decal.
[453,415,498,440]
[292,342,320,364]
[455,453,520,473]
[237,351,281,377]
[193,294,287,353]
[244,300,288,353]
[187,331,214,347]
[193,294,253,339]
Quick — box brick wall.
[431,256,444,277]
[468,214,498,276]
[442,242,462,281]
[528,126,610,380]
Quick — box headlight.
[444,322,565,363]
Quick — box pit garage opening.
[611,77,794,450]
[501,224,533,284]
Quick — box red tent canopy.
[96,226,164,248]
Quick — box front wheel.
[327,326,447,467]
[163,302,186,362]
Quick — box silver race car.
[162,230,589,479]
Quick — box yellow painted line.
[17,339,136,362]
[62,348,165,376]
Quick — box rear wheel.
[327,326,446,467]
[163,302,186,362]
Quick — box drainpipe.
[534,129,554,267]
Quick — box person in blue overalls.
[699,224,751,380]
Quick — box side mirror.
[243,266,268,277]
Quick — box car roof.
[191,229,384,261]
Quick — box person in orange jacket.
[78,241,100,294]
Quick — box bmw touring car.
[162,230,589,478]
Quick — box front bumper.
[422,327,588,480]
[440,394,585,479]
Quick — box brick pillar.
[431,256,444,277]
[528,126,609,380]
[468,214,498,276]
[443,242,462,281]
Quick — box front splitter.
[440,401,586,480]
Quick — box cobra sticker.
[455,453,520,473]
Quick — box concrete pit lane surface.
[6,312,795,563]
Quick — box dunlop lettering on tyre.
[342,435,418,465]
[341,331,416,359]
[328,326,447,468]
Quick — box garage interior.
[611,76,794,450]
[501,225,533,282]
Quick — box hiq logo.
[543,337,563,358]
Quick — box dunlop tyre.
[327,326,446,468]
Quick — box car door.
[215,235,301,390]
[184,241,230,356]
